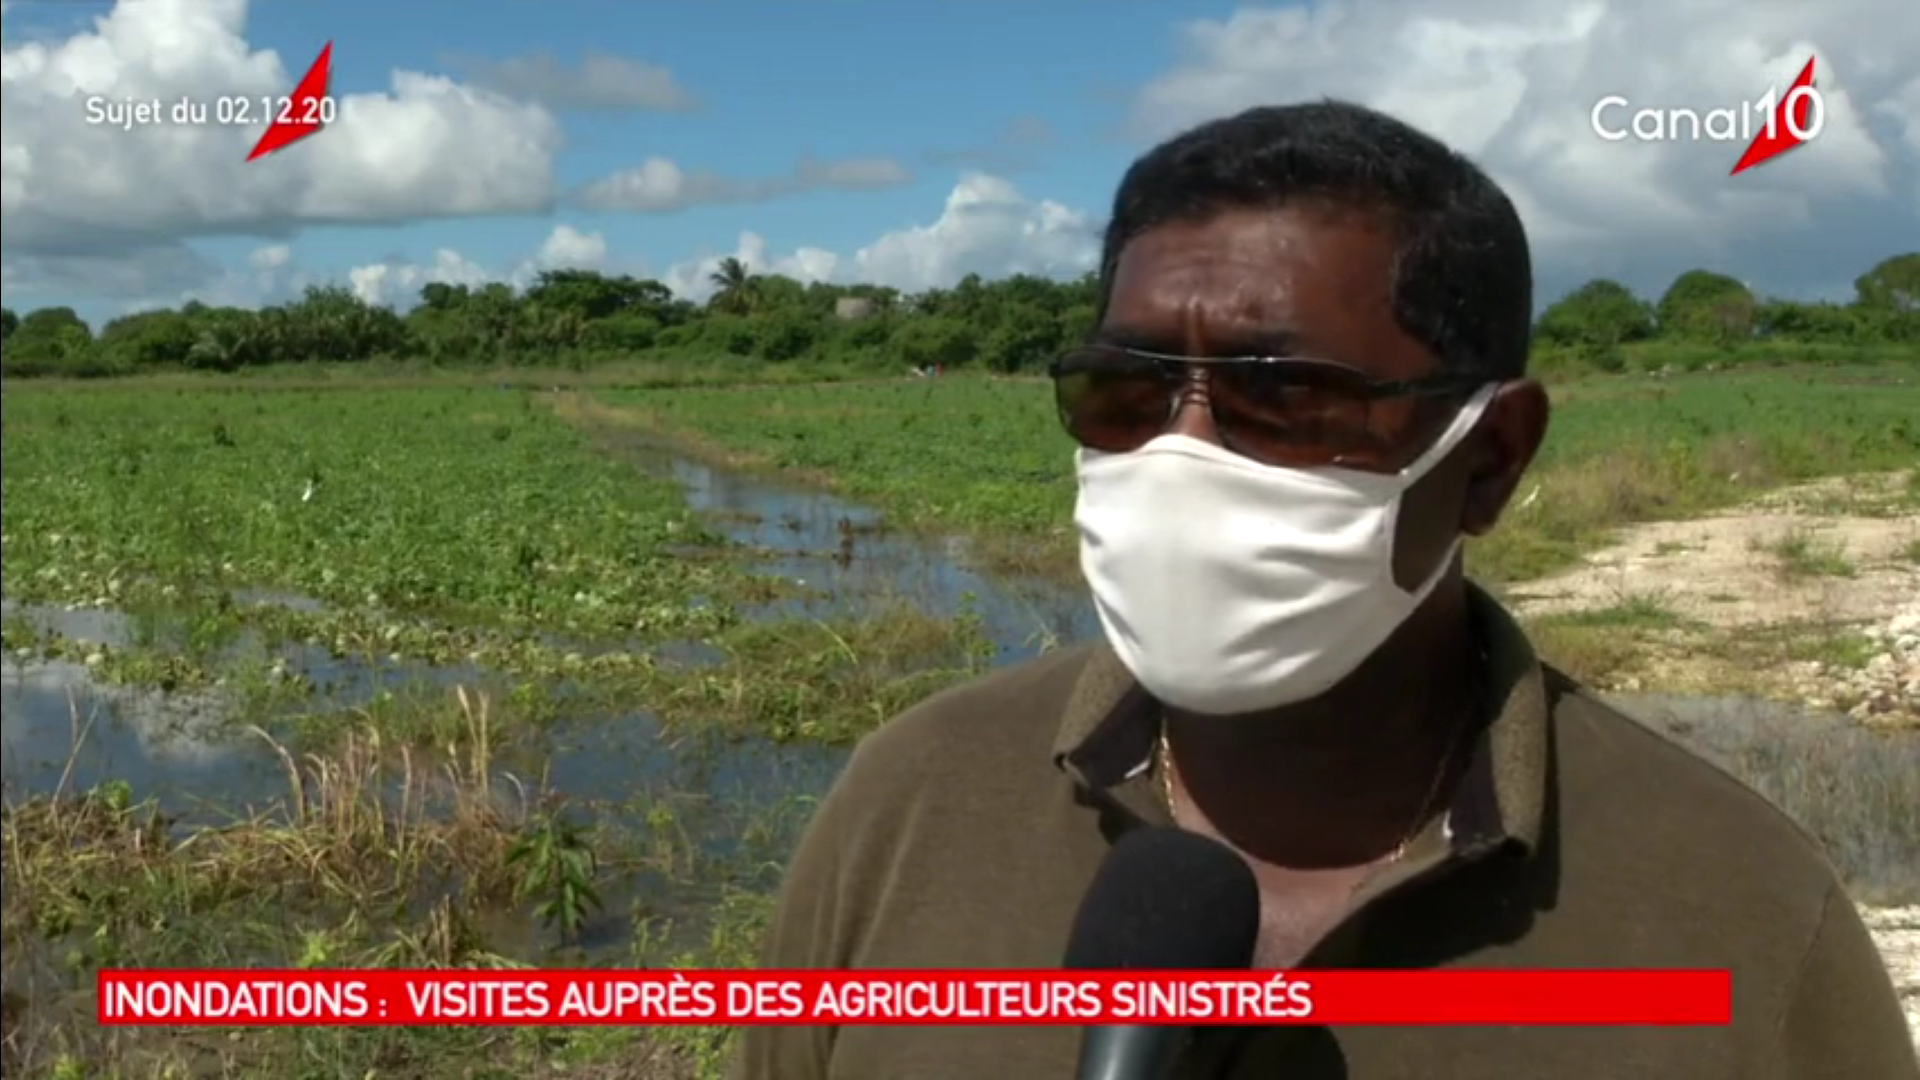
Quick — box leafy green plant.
[506,808,602,944]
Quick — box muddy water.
[642,449,1099,659]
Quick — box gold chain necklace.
[1156,707,1470,864]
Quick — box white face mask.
[1074,386,1497,716]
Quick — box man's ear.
[1462,379,1550,537]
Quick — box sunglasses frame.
[1047,343,1495,465]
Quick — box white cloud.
[535,224,607,272]
[664,173,1100,299]
[344,224,614,307]
[450,50,697,112]
[576,155,912,213]
[663,231,842,300]
[852,173,1100,292]
[347,249,490,307]
[248,243,291,271]
[1127,0,1920,300]
[1,0,561,296]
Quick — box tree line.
[2,252,1914,380]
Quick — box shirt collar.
[1050,583,1552,857]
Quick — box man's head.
[1065,100,1550,715]
[1097,100,1532,382]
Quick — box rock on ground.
[1812,597,1920,726]
[1864,905,1920,1053]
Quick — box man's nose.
[1167,369,1223,444]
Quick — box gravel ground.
[1864,905,1920,1054]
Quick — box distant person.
[731,101,1918,1079]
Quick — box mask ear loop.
[1397,383,1500,483]
[1384,383,1502,599]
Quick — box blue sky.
[235,0,1137,285]
[3,0,1915,326]
[3,0,1160,321]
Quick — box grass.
[0,386,993,742]
[1751,527,1859,580]
[5,684,764,1068]
[3,362,1917,1077]
[2,688,789,1078]
[0,387,763,640]
[1520,593,1694,687]
[589,363,1920,586]
[582,381,1078,577]
[0,381,997,1078]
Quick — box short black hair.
[1098,100,1532,379]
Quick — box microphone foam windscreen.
[1062,826,1261,971]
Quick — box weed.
[508,809,603,945]
[1782,629,1883,671]
[1753,527,1858,579]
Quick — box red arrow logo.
[247,42,334,162]
[1729,56,1818,175]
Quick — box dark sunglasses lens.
[1054,354,1172,453]
[1211,363,1375,467]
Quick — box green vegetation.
[592,364,1920,585]
[1,252,1914,383]
[1529,254,1919,376]
[2,254,1917,1077]
[0,385,999,1076]
[1753,527,1859,580]
[580,381,1077,577]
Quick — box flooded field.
[3,381,1914,1076]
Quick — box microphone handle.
[1075,1025,1188,1080]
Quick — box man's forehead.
[1110,211,1393,298]
[1101,209,1397,355]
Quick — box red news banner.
[99,969,1733,1027]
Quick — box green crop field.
[600,363,1920,583]
[1,363,1916,1079]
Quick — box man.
[731,102,1917,1079]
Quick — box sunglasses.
[1048,344,1492,470]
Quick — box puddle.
[644,452,1099,663]
[0,659,275,812]
[0,617,841,835]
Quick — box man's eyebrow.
[1091,325,1306,357]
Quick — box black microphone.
[1063,826,1261,1080]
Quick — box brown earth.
[1507,471,1919,727]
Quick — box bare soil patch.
[1507,472,1919,724]
[1511,478,1916,629]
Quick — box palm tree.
[707,257,756,315]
